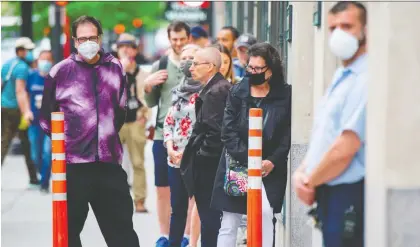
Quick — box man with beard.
[143,21,191,247]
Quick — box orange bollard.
[51,112,68,247]
[247,108,263,247]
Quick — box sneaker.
[27,182,40,190]
[155,236,169,247]
[40,187,50,194]
[181,237,189,247]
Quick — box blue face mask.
[38,60,52,74]
[25,50,34,63]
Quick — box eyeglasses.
[191,61,214,67]
[246,65,268,74]
[74,36,100,44]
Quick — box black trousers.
[67,162,140,247]
[194,156,222,247]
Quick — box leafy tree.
[1,1,166,40]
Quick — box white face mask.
[329,28,360,60]
[77,41,100,60]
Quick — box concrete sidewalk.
[1,142,159,247]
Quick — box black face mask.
[245,71,267,85]
[180,60,193,78]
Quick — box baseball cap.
[235,34,257,49]
[191,26,208,39]
[15,37,35,50]
[116,33,137,47]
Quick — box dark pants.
[194,157,222,247]
[168,166,189,247]
[316,179,364,247]
[1,108,20,164]
[67,162,139,247]
[153,140,169,187]
[19,129,40,184]
[1,108,38,184]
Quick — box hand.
[292,170,315,206]
[169,150,183,167]
[145,70,168,89]
[23,110,34,123]
[261,160,274,177]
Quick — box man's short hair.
[72,15,103,38]
[167,21,191,38]
[221,26,240,40]
[329,1,367,26]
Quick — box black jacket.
[211,77,291,214]
[180,72,231,197]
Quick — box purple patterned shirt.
[39,51,127,165]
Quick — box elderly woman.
[163,44,203,247]
[211,43,292,247]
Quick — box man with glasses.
[180,47,231,247]
[39,15,140,247]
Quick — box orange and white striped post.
[247,108,263,247]
[51,112,68,247]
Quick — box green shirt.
[144,57,183,140]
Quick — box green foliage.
[2,1,166,41]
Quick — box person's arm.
[307,80,367,188]
[135,68,151,122]
[143,61,160,108]
[39,70,58,136]
[163,107,175,149]
[14,64,31,117]
[198,84,231,157]
[220,89,248,164]
[266,88,292,167]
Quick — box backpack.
[148,55,168,140]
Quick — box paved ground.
[1,141,159,247]
[1,140,286,247]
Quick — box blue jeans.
[28,124,52,189]
[168,166,189,247]
[316,180,364,247]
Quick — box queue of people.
[140,19,292,247]
[2,1,368,246]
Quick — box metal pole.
[21,1,33,39]
[51,3,63,63]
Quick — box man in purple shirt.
[39,16,139,247]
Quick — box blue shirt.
[233,58,246,81]
[1,57,30,109]
[27,70,46,123]
[305,54,367,185]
